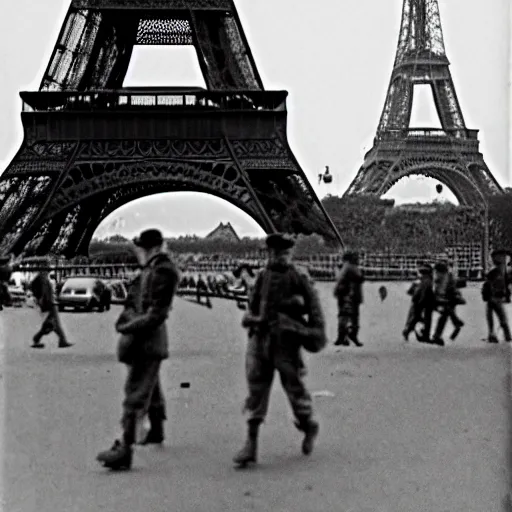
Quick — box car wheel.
[58,305,64,312]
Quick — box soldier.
[333,251,364,347]
[402,263,435,342]
[482,249,511,343]
[97,229,180,471]
[233,233,327,468]
[430,262,464,346]
[31,260,72,349]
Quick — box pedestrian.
[482,249,511,343]
[30,260,72,349]
[402,262,435,342]
[96,229,180,471]
[430,262,464,346]
[333,251,364,347]
[233,233,327,468]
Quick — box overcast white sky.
[0,0,510,239]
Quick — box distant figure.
[333,251,364,347]
[402,263,435,342]
[30,261,72,349]
[482,249,511,343]
[431,262,465,346]
[195,274,211,308]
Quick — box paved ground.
[1,282,510,512]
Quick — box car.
[6,279,26,307]
[58,277,109,312]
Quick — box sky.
[0,0,510,239]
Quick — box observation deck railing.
[20,89,288,113]
[377,128,479,141]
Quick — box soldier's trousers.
[243,333,313,423]
[404,303,432,338]
[433,306,463,340]
[337,307,360,342]
[486,300,511,340]
[121,360,166,445]
[33,306,68,344]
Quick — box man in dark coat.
[233,233,327,468]
[31,260,72,349]
[333,251,364,347]
[430,261,464,346]
[402,263,436,342]
[97,229,179,471]
[482,249,511,343]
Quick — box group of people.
[3,233,511,472]
[95,229,327,471]
[328,247,511,347]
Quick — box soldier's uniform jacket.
[248,261,325,339]
[407,276,435,307]
[483,267,510,302]
[116,252,179,360]
[434,271,459,306]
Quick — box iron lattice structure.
[0,0,343,258]
[344,0,502,205]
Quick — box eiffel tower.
[344,0,503,205]
[0,0,343,258]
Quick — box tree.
[488,191,512,249]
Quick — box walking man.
[482,249,511,343]
[402,262,435,342]
[97,229,179,470]
[431,262,464,346]
[31,260,72,349]
[233,233,327,468]
[333,251,364,347]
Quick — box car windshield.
[61,278,96,292]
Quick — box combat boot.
[96,440,133,470]
[295,416,319,455]
[233,419,260,467]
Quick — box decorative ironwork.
[136,17,193,45]
[72,0,232,9]
[77,139,229,160]
[344,0,502,205]
[0,0,343,256]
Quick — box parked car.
[6,279,26,307]
[58,277,110,312]
[108,280,128,305]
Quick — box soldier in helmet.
[96,229,180,471]
[233,233,327,468]
[333,251,364,347]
